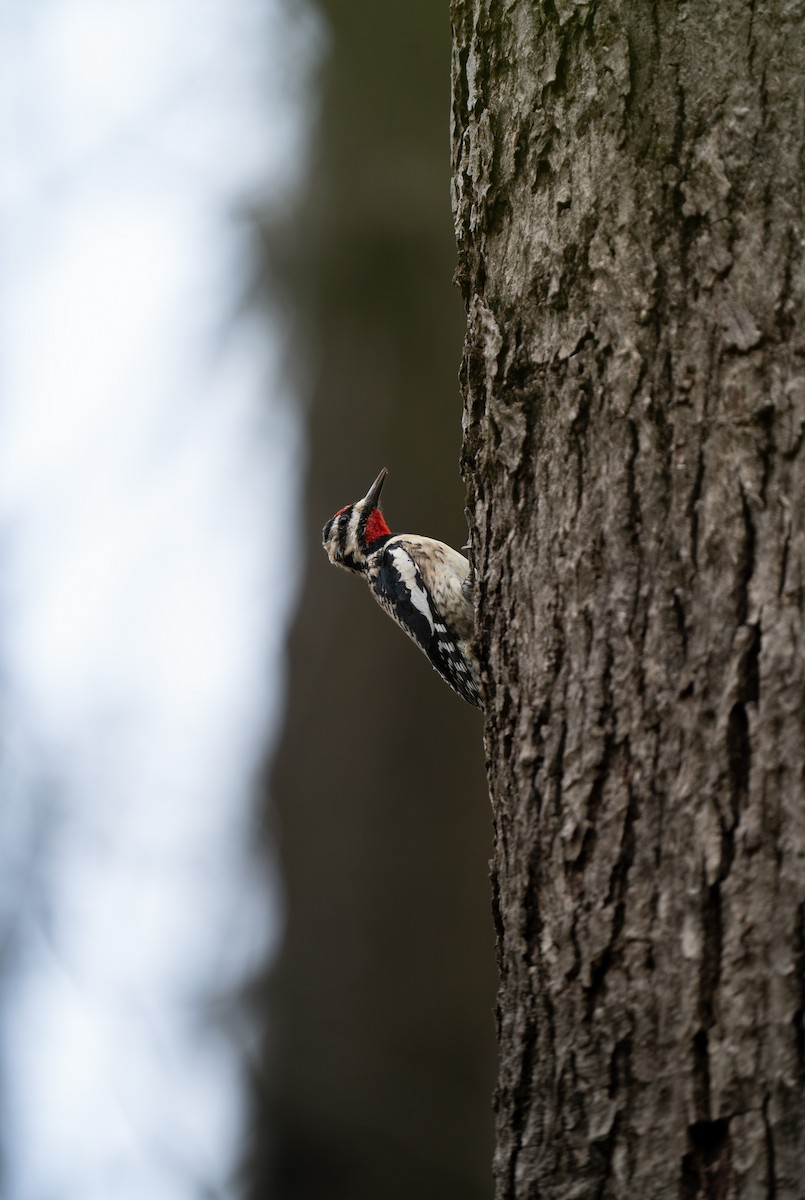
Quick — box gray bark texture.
[451,1,805,1197]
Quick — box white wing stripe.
[388,546,435,635]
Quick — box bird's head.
[322,467,392,573]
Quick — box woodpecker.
[322,468,481,707]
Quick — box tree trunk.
[452,1,805,1196]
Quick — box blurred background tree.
[255,3,496,1198]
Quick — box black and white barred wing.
[368,537,481,707]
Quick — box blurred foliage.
[249,2,496,1197]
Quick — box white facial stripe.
[347,504,363,554]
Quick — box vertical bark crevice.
[505,1011,539,1199]
[680,1118,732,1200]
[763,1094,777,1200]
[793,902,805,1077]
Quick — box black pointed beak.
[362,467,388,509]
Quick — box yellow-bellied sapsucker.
[322,468,481,707]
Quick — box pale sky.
[0,1,322,1196]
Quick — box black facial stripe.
[323,506,354,558]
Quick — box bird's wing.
[369,539,480,706]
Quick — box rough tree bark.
[452,1,805,1197]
